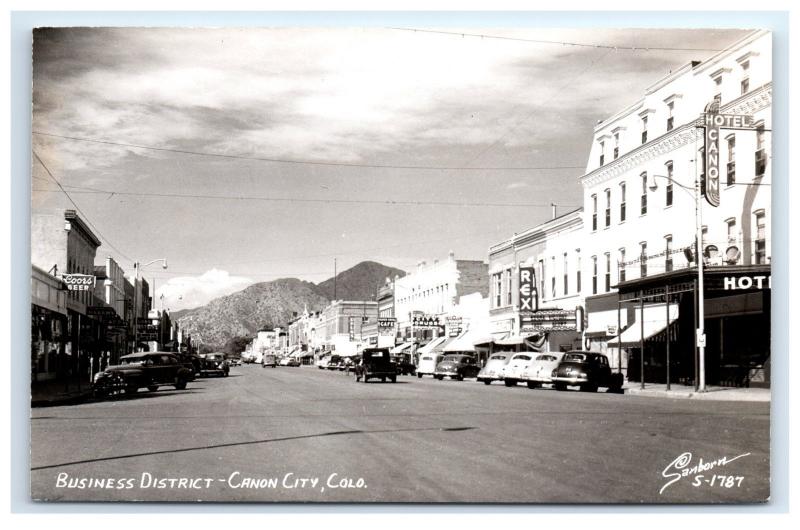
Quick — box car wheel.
[581,383,599,393]
[147,385,159,392]
[174,377,187,390]
[456,374,464,381]
[555,383,567,391]
[417,372,422,378]
[527,381,539,389]
[435,375,443,380]
[93,388,108,398]
[483,380,491,385]
[504,379,515,387]
[124,384,138,395]
[391,375,397,383]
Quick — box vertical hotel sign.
[518,266,537,312]
[701,106,754,207]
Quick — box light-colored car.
[279,357,292,366]
[416,354,443,378]
[316,355,332,369]
[477,353,511,385]
[520,352,565,389]
[501,353,535,387]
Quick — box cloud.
[155,269,252,311]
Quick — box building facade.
[318,300,378,355]
[579,30,771,387]
[486,208,586,355]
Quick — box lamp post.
[132,258,168,353]
[649,169,705,392]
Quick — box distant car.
[200,353,230,377]
[279,357,292,366]
[434,354,480,381]
[93,352,193,397]
[286,357,301,367]
[520,352,565,388]
[174,352,200,380]
[327,355,343,370]
[229,358,242,366]
[477,353,511,385]
[502,353,535,387]
[392,354,416,376]
[355,348,397,383]
[262,354,278,368]
[316,355,332,369]
[416,354,443,378]
[551,351,621,392]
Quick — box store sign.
[412,315,441,329]
[87,306,118,320]
[446,316,463,337]
[518,266,538,312]
[700,111,755,207]
[62,273,96,291]
[723,275,771,290]
[348,317,355,341]
[369,336,378,345]
[520,309,578,332]
[377,318,396,329]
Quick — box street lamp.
[132,258,168,352]
[648,169,706,392]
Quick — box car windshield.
[564,353,587,362]
[536,355,557,362]
[441,356,460,363]
[490,355,507,361]
[120,356,147,365]
[513,355,532,361]
[422,356,432,361]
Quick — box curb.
[623,387,770,402]
[31,390,93,408]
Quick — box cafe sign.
[62,273,96,291]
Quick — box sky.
[30,26,750,311]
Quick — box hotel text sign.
[701,111,755,208]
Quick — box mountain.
[174,261,405,350]
[316,260,405,301]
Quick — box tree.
[224,335,252,357]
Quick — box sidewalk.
[31,377,93,407]
[623,382,770,402]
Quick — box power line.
[389,27,725,52]
[31,131,584,172]
[32,186,582,209]
[32,150,134,264]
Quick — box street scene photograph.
[28,25,772,503]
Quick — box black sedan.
[433,354,480,381]
[551,351,622,393]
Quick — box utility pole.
[333,257,337,301]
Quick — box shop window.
[619,182,626,222]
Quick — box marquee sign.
[62,273,96,291]
[377,318,396,329]
[518,266,538,312]
[519,309,578,333]
[446,316,463,337]
[699,109,755,207]
[412,315,442,329]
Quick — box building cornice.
[580,83,771,189]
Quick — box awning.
[495,335,525,346]
[608,304,679,347]
[472,335,498,346]
[432,335,458,353]
[417,336,447,355]
[390,342,413,354]
[299,350,314,358]
[445,330,480,352]
[586,308,628,336]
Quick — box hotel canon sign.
[700,106,755,207]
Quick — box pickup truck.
[355,348,397,383]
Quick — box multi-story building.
[486,208,585,356]
[31,265,68,382]
[393,252,488,351]
[360,280,397,349]
[317,300,378,355]
[580,30,771,387]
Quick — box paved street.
[30,365,770,503]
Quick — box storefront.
[31,266,68,382]
[611,265,770,388]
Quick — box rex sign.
[518,266,538,312]
[701,110,754,207]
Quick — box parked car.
[286,357,301,367]
[391,353,416,376]
[502,353,535,387]
[327,355,343,370]
[92,352,193,397]
[477,353,511,385]
[316,354,332,369]
[416,354,443,378]
[355,348,397,383]
[229,357,243,366]
[174,352,201,380]
[200,353,230,377]
[262,354,278,368]
[520,352,565,388]
[551,351,621,392]
[434,354,480,381]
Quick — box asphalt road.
[30,364,770,503]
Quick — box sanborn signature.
[660,451,751,494]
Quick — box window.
[493,273,502,308]
[741,60,750,95]
[604,253,611,292]
[604,188,611,227]
[666,101,675,131]
[619,248,626,282]
[640,242,648,278]
[726,135,736,186]
[613,133,619,160]
[666,161,674,207]
[755,124,767,176]
[754,210,766,264]
[576,251,582,294]
[599,140,605,166]
[641,116,648,144]
[539,260,545,302]
[591,194,598,231]
[726,218,737,245]
[563,253,569,295]
[591,256,598,295]
[640,172,648,215]
[713,75,723,105]
[551,256,556,298]
[665,235,673,272]
[619,182,626,222]
[506,269,512,306]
